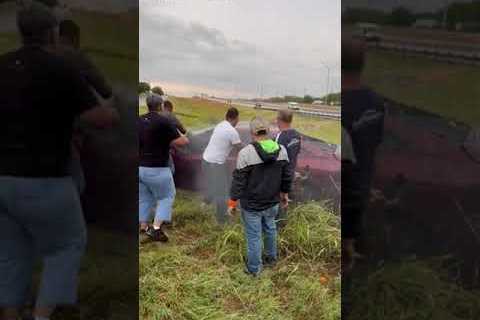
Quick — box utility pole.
[320,61,331,105]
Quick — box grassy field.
[364,50,480,126]
[140,191,341,320]
[139,97,341,144]
[0,8,138,85]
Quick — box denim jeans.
[0,176,86,308]
[139,167,176,225]
[241,205,279,274]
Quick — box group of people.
[0,1,117,320]
[138,93,302,276]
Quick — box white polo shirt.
[203,120,242,164]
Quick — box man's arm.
[230,150,249,200]
[79,105,119,129]
[171,132,189,147]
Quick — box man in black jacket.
[228,117,294,276]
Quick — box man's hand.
[227,207,237,217]
[280,193,289,209]
[80,105,119,129]
[227,199,238,217]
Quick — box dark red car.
[171,122,341,208]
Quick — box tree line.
[139,81,164,96]
[343,2,480,30]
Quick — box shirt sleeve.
[231,128,242,145]
[165,119,181,144]
[62,63,99,115]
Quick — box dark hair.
[163,100,173,112]
[277,109,293,124]
[225,107,239,120]
[342,37,366,75]
[59,20,80,47]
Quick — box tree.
[389,6,415,26]
[138,82,150,95]
[303,95,314,104]
[151,86,165,96]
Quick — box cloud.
[140,11,265,96]
[140,1,341,98]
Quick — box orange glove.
[227,199,238,217]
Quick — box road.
[207,97,341,120]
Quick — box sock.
[35,317,50,320]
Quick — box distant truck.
[287,102,300,110]
[353,23,382,42]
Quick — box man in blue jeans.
[138,94,189,242]
[228,117,294,276]
[0,3,118,319]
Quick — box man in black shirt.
[139,94,189,242]
[0,3,118,320]
[275,109,301,227]
[341,38,385,271]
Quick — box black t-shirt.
[276,128,301,170]
[342,87,385,191]
[0,46,98,177]
[341,87,385,239]
[139,112,180,167]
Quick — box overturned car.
[171,122,341,209]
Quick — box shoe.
[263,256,277,268]
[243,267,260,277]
[145,226,169,242]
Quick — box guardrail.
[369,38,480,66]
[207,98,341,119]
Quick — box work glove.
[227,199,238,217]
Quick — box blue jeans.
[139,167,176,224]
[241,205,279,274]
[0,176,86,308]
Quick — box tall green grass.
[139,191,341,320]
[347,258,480,320]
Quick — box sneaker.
[263,256,277,268]
[145,226,169,242]
[243,267,260,277]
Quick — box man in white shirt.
[202,107,242,224]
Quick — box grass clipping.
[348,259,480,320]
[140,192,341,320]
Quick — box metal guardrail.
[369,39,480,66]
[208,98,341,119]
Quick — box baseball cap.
[146,93,163,109]
[17,1,59,36]
[250,117,269,135]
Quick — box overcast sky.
[140,0,341,98]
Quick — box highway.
[207,97,341,120]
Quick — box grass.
[139,97,341,144]
[347,258,480,320]
[364,50,480,126]
[139,191,341,320]
[0,8,138,85]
